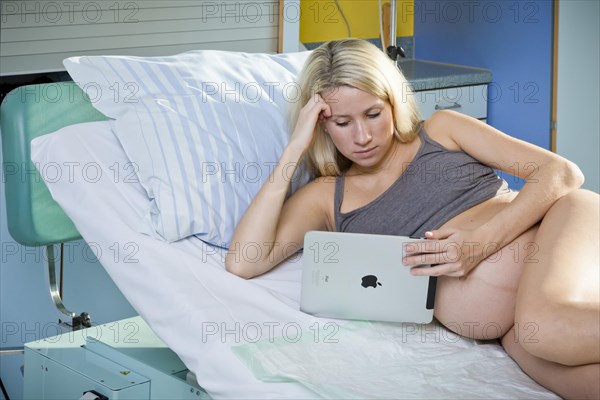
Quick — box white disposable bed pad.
[30,123,559,399]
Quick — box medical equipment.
[24,317,209,399]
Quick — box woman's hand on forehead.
[289,93,332,152]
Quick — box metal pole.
[390,0,397,48]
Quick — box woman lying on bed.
[225,38,599,399]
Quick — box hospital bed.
[0,49,560,399]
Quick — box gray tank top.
[334,126,509,237]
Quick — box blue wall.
[413,0,554,189]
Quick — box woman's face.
[321,86,396,170]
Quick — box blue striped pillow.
[64,50,311,246]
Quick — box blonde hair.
[290,38,421,177]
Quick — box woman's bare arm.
[443,110,582,240]
[225,95,332,278]
[406,110,583,276]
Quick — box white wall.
[1,0,279,75]
[556,0,600,193]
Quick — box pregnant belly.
[432,191,539,339]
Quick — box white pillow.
[64,50,312,246]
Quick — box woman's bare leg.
[431,190,599,398]
[514,189,600,366]
[502,326,600,399]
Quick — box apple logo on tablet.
[361,275,382,288]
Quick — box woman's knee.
[513,297,559,361]
[515,294,599,366]
[550,188,600,218]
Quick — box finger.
[408,264,435,276]
[312,92,324,104]
[321,102,332,118]
[403,252,442,266]
[425,228,456,240]
[410,263,464,277]
[409,263,450,277]
[308,93,326,110]
[404,247,460,265]
[404,239,442,255]
[311,104,331,127]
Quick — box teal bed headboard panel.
[1,82,108,246]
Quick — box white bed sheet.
[30,123,559,399]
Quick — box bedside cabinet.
[398,59,491,123]
[413,84,489,122]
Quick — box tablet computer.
[300,231,436,323]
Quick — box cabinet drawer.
[413,84,488,120]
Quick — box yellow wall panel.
[300,0,414,43]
